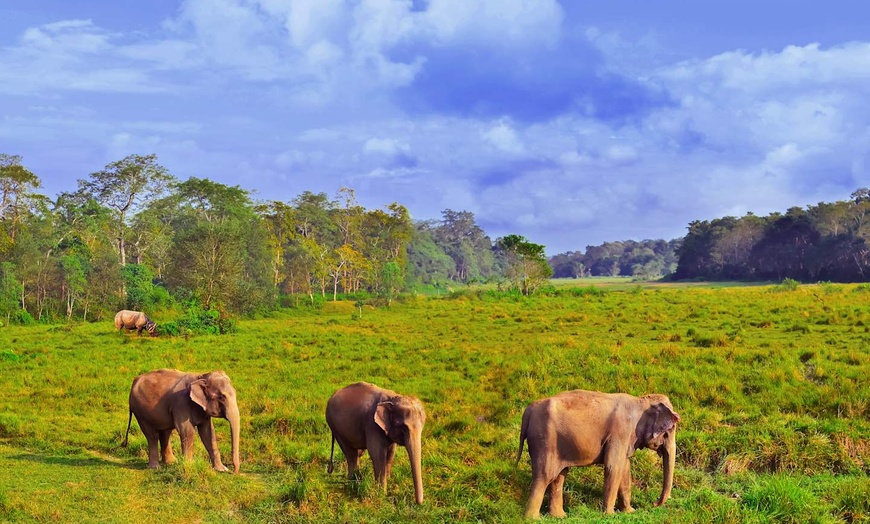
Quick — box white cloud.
[420,0,563,48]
[482,121,525,154]
[363,137,408,156]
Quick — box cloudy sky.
[2,0,869,254]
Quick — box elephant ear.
[189,378,209,411]
[374,401,393,437]
[651,403,681,439]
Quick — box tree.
[497,234,553,295]
[78,154,175,266]
[434,209,496,281]
[0,154,43,251]
[121,264,155,311]
[0,262,23,325]
[406,220,454,286]
[166,178,272,314]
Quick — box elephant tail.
[122,408,133,447]
[516,406,530,466]
[327,434,335,474]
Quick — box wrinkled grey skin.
[114,310,157,336]
[326,382,426,504]
[123,369,240,474]
[517,389,680,519]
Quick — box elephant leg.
[548,467,569,518]
[617,464,635,513]
[140,424,160,469]
[335,437,362,480]
[525,460,559,520]
[524,477,550,520]
[368,439,391,490]
[177,422,198,461]
[197,420,228,472]
[602,455,627,514]
[159,429,176,464]
[382,443,397,490]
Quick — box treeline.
[673,190,870,282]
[549,239,680,279]
[0,153,550,324]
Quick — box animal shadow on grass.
[12,452,135,470]
[333,469,373,501]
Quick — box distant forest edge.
[1,152,869,323]
[554,189,870,283]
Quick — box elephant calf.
[115,309,157,336]
[326,382,426,504]
[122,369,241,473]
[517,389,680,519]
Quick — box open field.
[1,283,869,523]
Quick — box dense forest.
[0,153,551,323]
[549,239,681,279]
[673,189,870,282]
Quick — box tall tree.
[166,178,272,314]
[78,154,175,266]
[0,154,43,251]
[434,209,496,281]
[497,234,553,295]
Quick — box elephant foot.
[550,509,567,519]
[213,463,229,472]
[523,510,541,520]
[147,463,160,469]
[622,506,636,513]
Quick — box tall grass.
[0,283,868,522]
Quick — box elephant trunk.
[226,401,241,474]
[656,432,676,506]
[407,431,424,504]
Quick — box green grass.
[1,283,869,522]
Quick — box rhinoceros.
[114,310,157,336]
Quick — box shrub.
[773,278,801,292]
[7,309,35,326]
[158,302,237,336]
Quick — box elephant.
[122,369,240,474]
[516,389,680,519]
[115,310,157,336]
[325,382,426,504]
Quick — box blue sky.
[2,0,869,254]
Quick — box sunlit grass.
[1,282,868,522]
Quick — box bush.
[158,302,236,336]
[7,309,35,326]
[773,278,801,292]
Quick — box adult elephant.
[122,369,240,474]
[517,389,680,519]
[326,382,426,504]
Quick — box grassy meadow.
[1,282,870,523]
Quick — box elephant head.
[375,396,426,504]
[190,371,240,474]
[637,398,681,507]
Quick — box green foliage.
[550,238,680,279]
[674,192,870,282]
[159,302,237,336]
[121,263,156,310]
[496,234,553,295]
[774,278,801,292]
[0,262,23,325]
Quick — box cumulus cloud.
[3,3,870,254]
